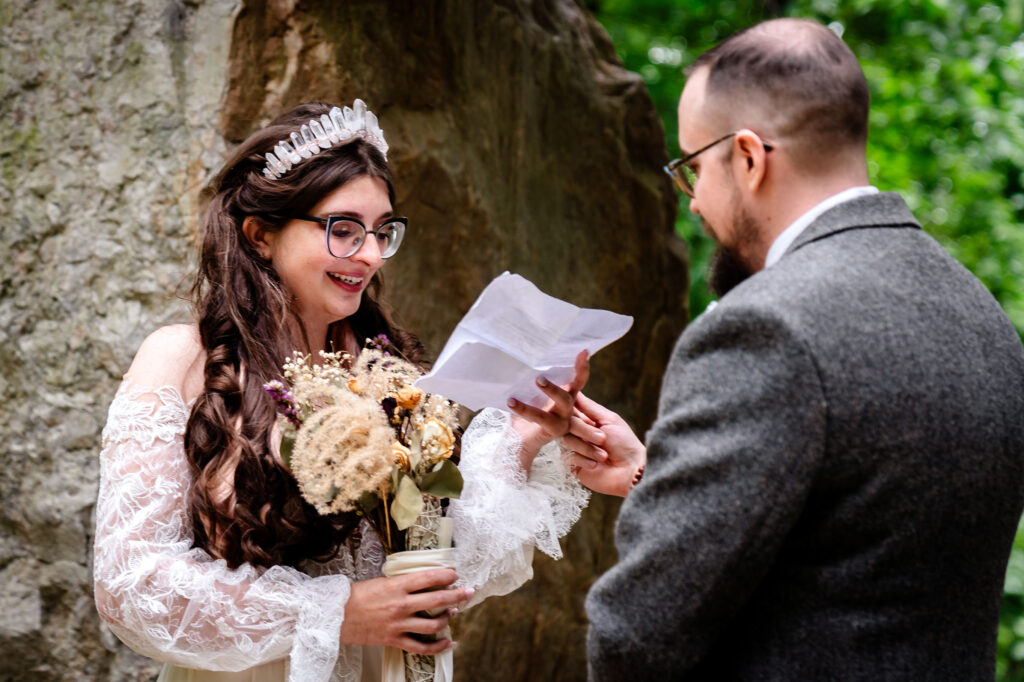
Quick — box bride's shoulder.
[124,324,205,397]
[138,323,200,349]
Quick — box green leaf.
[418,460,464,499]
[355,490,380,514]
[279,434,295,469]
[390,473,423,531]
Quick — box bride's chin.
[328,304,360,324]
[328,314,352,327]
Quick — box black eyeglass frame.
[293,215,408,259]
[664,131,774,197]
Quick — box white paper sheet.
[414,272,633,411]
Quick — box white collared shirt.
[763,186,879,269]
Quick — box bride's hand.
[339,569,473,654]
[562,392,646,497]
[507,351,599,471]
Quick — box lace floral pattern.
[94,384,588,681]
[450,408,591,604]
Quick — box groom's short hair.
[688,18,869,168]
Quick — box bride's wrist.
[516,433,550,475]
[508,415,544,474]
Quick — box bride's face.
[264,175,393,334]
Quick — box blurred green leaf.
[355,489,380,514]
[279,434,294,470]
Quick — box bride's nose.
[348,235,384,265]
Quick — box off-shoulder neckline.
[116,379,198,409]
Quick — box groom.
[578,17,1024,681]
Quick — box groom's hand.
[562,392,647,497]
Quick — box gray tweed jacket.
[586,192,1024,681]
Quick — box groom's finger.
[575,391,618,422]
[568,415,605,445]
[573,406,598,427]
[569,450,602,471]
[563,434,606,462]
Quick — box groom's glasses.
[664,132,774,198]
[293,215,408,259]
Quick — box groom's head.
[675,19,871,295]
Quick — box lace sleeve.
[449,408,590,604]
[93,382,352,681]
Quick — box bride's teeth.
[329,273,363,285]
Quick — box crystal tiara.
[262,99,389,180]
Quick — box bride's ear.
[242,216,273,260]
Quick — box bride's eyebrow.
[315,209,395,222]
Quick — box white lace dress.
[94,382,589,682]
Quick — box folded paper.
[415,272,633,411]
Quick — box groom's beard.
[705,206,760,298]
[708,245,753,297]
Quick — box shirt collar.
[763,186,879,269]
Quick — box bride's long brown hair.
[186,102,423,569]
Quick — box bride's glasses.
[294,215,408,259]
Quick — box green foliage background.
[591,1,1024,678]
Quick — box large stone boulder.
[0,0,686,679]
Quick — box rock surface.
[0,0,687,679]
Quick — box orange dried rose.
[396,386,424,410]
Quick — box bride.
[93,100,621,681]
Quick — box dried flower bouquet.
[263,335,463,556]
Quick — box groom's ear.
[242,216,273,260]
[733,129,769,193]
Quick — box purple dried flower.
[263,380,303,428]
[367,334,393,352]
